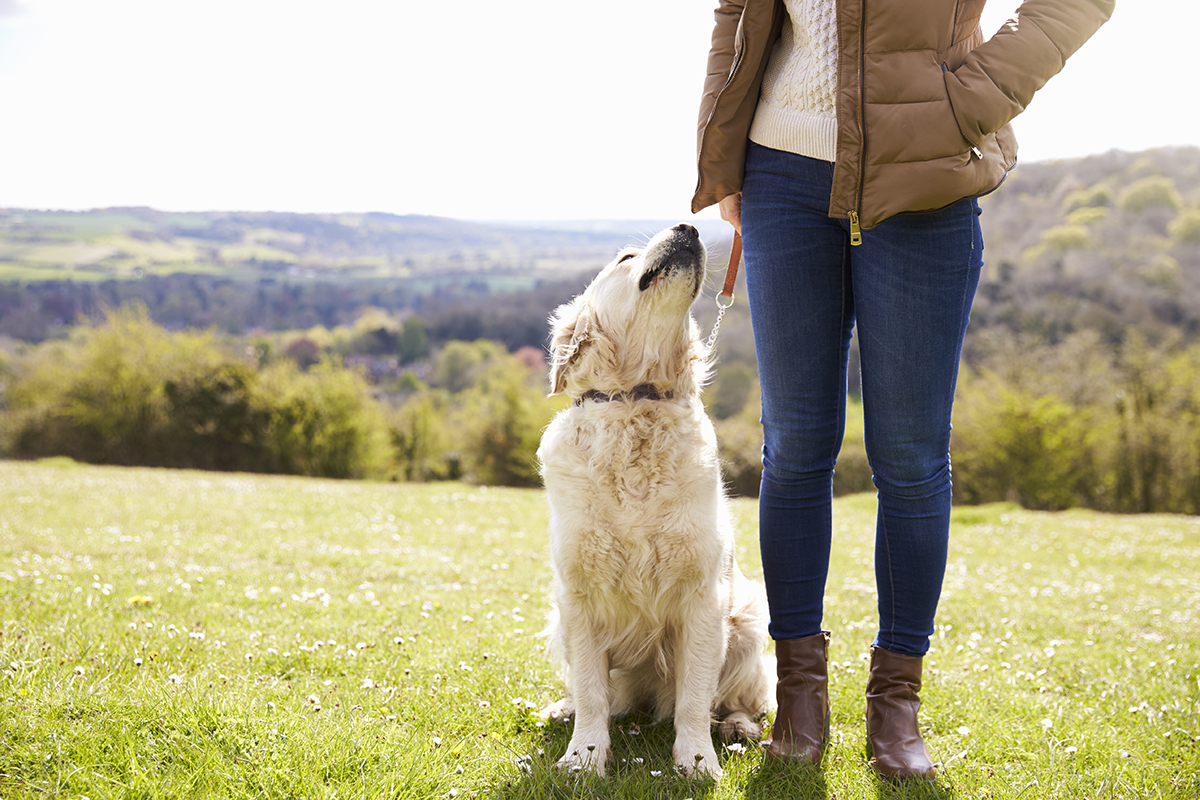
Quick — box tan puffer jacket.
[693,0,1115,233]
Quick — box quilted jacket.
[693,0,1116,232]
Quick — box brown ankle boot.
[765,631,830,765]
[865,645,936,780]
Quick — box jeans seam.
[880,507,896,649]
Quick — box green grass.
[0,460,1196,799]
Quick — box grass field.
[0,460,1196,799]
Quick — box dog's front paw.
[538,698,575,724]
[718,710,762,742]
[673,740,722,779]
[556,741,610,776]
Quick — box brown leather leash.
[705,230,741,350]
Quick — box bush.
[6,306,220,466]
[3,308,395,480]
[1118,176,1183,214]
[950,334,1200,515]
[1038,223,1091,252]
[706,360,756,420]
[431,340,506,393]
[163,361,268,471]
[392,391,460,481]
[1167,207,1200,245]
[1060,182,1113,213]
[1103,334,1200,514]
[255,360,395,479]
[457,358,561,487]
[952,376,1094,510]
[1065,206,1109,226]
[715,414,764,497]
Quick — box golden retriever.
[537,224,774,779]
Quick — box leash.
[705,231,741,351]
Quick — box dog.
[537,224,774,779]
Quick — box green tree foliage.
[1030,223,1091,257]
[1060,182,1113,213]
[3,307,394,479]
[468,376,546,487]
[163,361,266,471]
[1118,175,1183,214]
[392,391,459,481]
[255,360,395,479]
[951,332,1200,514]
[388,351,562,488]
[431,339,506,393]
[1168,207,1200,245]
[398,316,430,362]
[952,377,1094,510]
[6,306,219,465]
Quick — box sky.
[0,0,1195,222]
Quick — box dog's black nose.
[672,223,699,240]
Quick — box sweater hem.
[749,104,838,163]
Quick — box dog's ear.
[547,298,592,397]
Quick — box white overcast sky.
[0,0,1194,221]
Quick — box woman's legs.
[741,144,983,655]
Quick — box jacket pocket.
[941,62,979,152]
[862,55,975,165]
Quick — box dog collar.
[574,384,675,407]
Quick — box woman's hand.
[719,193,742,235]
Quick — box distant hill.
[0,209,735,342]
[971,145,1200,352]
[1,146,1197,353]
[0,207,726,284]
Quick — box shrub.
[392,391,460,481]
[834,399,874,496]
[1060,182,1113,213]
[255,360,395,479]
[1038,223,1091,252]
[1103,334,1200,514]
[5,306,220,466]
[162,361,268,471]
[458,358,560,487]
[1065,206,1109,226]
[1118,175,1183,214]
[706,360,756,420]
[3,308,396,480]
[1167,207,1200,245]
[952,375,1095,510]
[431,340,506,393]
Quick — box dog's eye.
[617,252,638,265]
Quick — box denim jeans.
[740,144,982,657]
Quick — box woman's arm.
[944,0,1116,145]
[697,0,748,154]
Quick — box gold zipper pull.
[849,211,863,246]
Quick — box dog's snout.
[672,223,699,240]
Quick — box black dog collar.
[574,384,675,407]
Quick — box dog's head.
[547,224,709,399]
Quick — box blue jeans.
[740,144,982,657]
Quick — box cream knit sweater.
[748,0,839,162]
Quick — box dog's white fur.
[537,225,774,779]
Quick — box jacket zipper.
[850,0,867,246]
